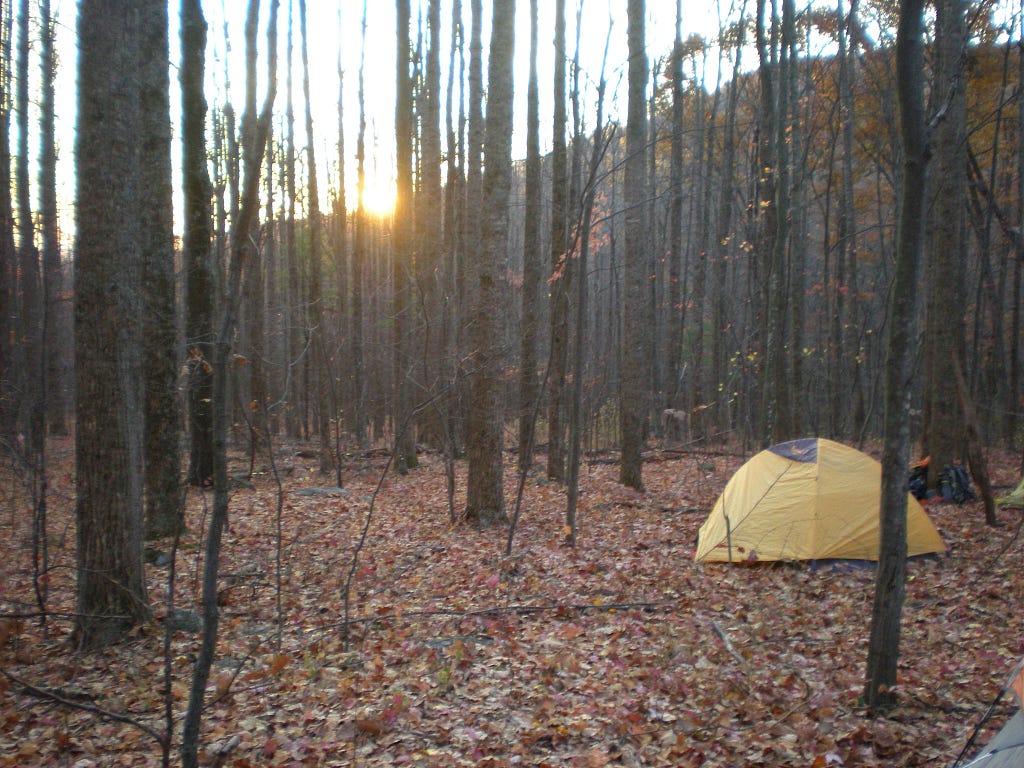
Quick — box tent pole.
[726,515,733,565]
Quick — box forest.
[2,0,1024,765]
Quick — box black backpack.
[939,464,975,504]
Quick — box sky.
[43,0,734,227]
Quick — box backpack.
[939,464,975,504]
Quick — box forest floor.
[1,437,1023,767]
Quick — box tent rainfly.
[695,438,946,563]
[953,659,1024,767]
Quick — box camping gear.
[951,659,1024,767]
[695,438,946,563]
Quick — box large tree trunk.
[74,0,150,650]
[864,0,928,714]
[921,0,967,487]
[620,0,648,490]
[140,0,182,538]
[465,0,514,527]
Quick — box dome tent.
[695,438,946,563]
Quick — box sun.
[360,175,397,218]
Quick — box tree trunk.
[139,0,182,538]
[39,0,65,438]
[298,0,333,473]
[518,0,540,473]
[181,1,277,763]
[620,0,647,490]
[16,0,40,453]
[921,0,967,487]
[181,0,215,487]
[74,0,150,650]
[546,0,568,482]
[667,0,684,409]
[351,0,368,446]
[465,0,514,527]
[394,0,417,472]
[864,0,928,714]
[0,0,14,440]
[416,0,444,449]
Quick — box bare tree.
[394,0,417,471]
[547,0,568,482]
[182,0,215,487]
[620,0,648,490]
[518,0,541,472]
[16,0,39,452]
[466,0,515,526]
[864,0,928,714]
[38,0,64,437]
[0,0,13,439]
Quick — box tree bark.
[16,0,40,453]
[864,0,928,714]
[0,0,14,439]
[546,0,568,483]
[74,0,150,650]
[181,0,215,487]
[140,0,182,538]
[518,0,540,473]
[394,0,417,472]
[921,0,967,487]
[466,0,515,527]
[620,0,648,490]
[39,0,65,438]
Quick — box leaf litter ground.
[1,440,1023,766]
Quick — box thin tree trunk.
[0,0,14,439]
[620,0,648,490]
[864,0,928,714]
[38,0,64,437]
[298,0,333,473]
[351,0,368,446]
[547,0,568,482]
[181,2,277,763]
[16,0,39,453]
[182,0,216,487]
[518,0,540,472]
[394,0,417,472]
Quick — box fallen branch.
[711,619,745,665]
[1,665,166,747]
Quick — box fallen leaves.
[1,444,1023,765]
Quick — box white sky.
[45,0,730,229]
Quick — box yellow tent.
[695,438,946,563]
